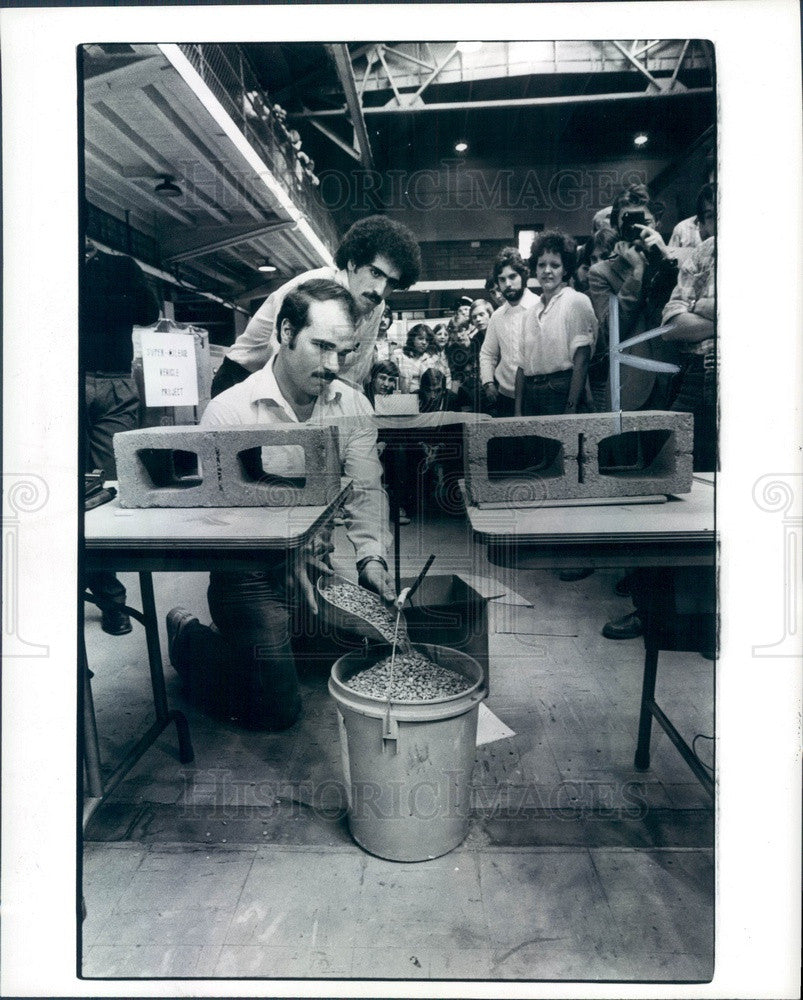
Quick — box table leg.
[634,643,659,771]
[138,572,194,764]
[81,639,104,801]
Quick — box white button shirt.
[478,288,539,395]
[201,359,389,564]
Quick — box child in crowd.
[372,306,395,364]
[395,323,435,393]
[418,366,451,413]
[365,360,411,525]
[366,360,399,406]
[446,324,482,411]
[427,324,452,390]
[468,298,493,349]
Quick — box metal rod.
[382,45,435,72]
[403,554,436,607]
[291,86,713,117]
[376,45,403,105]
[410,44,460,103]
[610,39,662,88]
[670,39,691,88]
[609,293,621,418]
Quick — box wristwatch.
[356,555,388,575]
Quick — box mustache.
[363,292,381,304]
[312,371,336,382]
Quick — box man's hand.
[621,243,646,272]
[358,560,396,604]
[634,224,668,260]
[291,530,334,615]
[483,382,498,403]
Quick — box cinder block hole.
[598,429,674,478]
[136,448,202,489]
[237,446,306,488]
[487,435,564,480]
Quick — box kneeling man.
[167,279,393,729]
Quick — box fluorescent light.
[258,260,277,273]
[454,141,468,153]
[634,133,649,147]
[456,42,483,54]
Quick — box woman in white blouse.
[515,231,597,416]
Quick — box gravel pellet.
[346,649,472,701]
[323,580,406,645]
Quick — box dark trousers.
[84,372,139,606]
[671,355,717,473]
[171,563,361,729]
[211,356,251,398]
[520,369,573,416]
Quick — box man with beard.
[167,279,393,730]
[479,248,539,416]
[211,215,421,396]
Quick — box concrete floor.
[82,510,714,983]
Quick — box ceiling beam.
[292,86,714,117]
[306,115,362,163]
[326,43,375,171]
[164,219,296,262]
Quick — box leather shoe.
[602,610,643,640]
[166,607,199,669]
[558,568,594,582]
[101,606,132,636]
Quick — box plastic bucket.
[328,643,487,862]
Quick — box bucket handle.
[382,705,399,753]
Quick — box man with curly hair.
[212,215,421,396]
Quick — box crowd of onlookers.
[363,177,717,479]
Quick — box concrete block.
[579,410,693,499]
[463,411,693,505]
[113,424,342,508]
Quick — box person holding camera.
[587,185,684,641]
[587,184,681,415]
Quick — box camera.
[620,209,648,243]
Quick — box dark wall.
[379,155,672,246]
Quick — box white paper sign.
[140,330,199,407]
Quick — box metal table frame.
[464,478,716,797]
[82,481,352,829]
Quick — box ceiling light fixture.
[634,133,649,148]
[258,259,277,273]
[454,141,468,153]
[154,174,182,197]
[456,41,483,54]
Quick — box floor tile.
[81,844,147,945]
[224,849,366,954]
[111,845,256,914]
[83,944,205,978]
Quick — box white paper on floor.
[475,703,516,746]
[456,572,533,607]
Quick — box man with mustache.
[167,279,393,730]
[211,215,421,396]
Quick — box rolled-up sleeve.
[566,291,598,356]
[329,394,390,564]
[479,315,501,385]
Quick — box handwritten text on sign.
[141,330,199,407]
